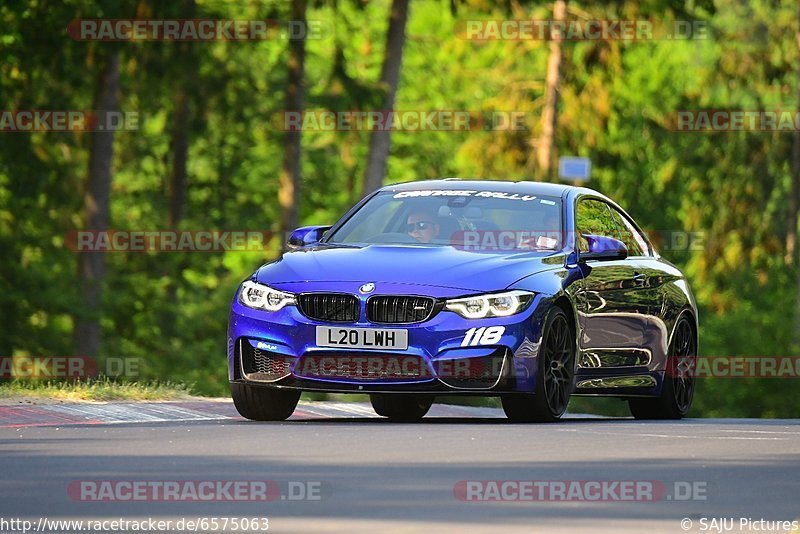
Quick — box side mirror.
[579,234,628,262]
[287,225,331,249]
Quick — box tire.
[501,307,575,422]
[230,382,301,421]
[628,316,697,420]
[370,394,434,421]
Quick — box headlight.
[238,280,296,311]
[445,290,534,319]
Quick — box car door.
[574,198,650,369]
[604,204,674,370]
[605,203,664,315]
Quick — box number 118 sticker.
[461,326,505,347]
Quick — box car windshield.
[325,189,564,251]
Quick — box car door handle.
[632,273,647,286]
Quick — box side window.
[575,199,618,252]
[607,207,649,256]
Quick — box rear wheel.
[231,382,300,421]
[502,307,575,422]
[628,316,697,420]
[370,394,434,421]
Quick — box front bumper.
[227,285,548,394]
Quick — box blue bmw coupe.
[228,180,698,422]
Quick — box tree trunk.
[163,56,193,338]
[536,0,567,181]
[788,128,799,264]
[169,1,195,228]
[169,88,189,228]
[791,5,800,350]
[787,5,800,265]
[74,52,120,357]
[361,0,411,196]
[279,0,307,247]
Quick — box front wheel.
[502,307,575,422]
[370,394,434,421]
[628,316,697,420]
[231,382,301,421]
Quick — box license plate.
[315,326,408,350]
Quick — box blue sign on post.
[558,156,591,181]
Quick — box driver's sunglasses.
[404,221,436,232]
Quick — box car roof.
[380,178,603,200]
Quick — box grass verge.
[0,379,197,402]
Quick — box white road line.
[718,429,800,434]
[556,429,789,440]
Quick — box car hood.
[255,244,564,293]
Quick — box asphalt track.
[0,400,798,533]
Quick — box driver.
[520,208,561,250]
[537,208,562,249]
[405,210,441,243]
